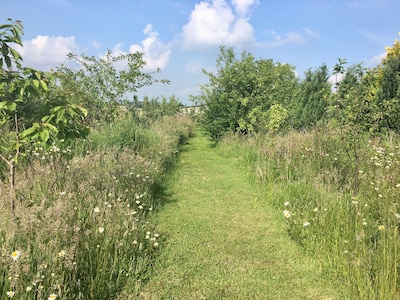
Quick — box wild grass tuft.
[0,115,194,299]
[221,127,400,298]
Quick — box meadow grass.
[221,127,400,299]
[0,115,194,300]
[137,129,347,299]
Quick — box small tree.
[195,46,298,140]
[328,58,384,194]
[0,19,88,217]
[374,34,400,132]
[57,51,170,124]
[293,64,331,130]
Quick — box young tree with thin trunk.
[0,19,88,217]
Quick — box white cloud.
[261,28,319,48]
[15,35,78,70]
[231,0,259,16]
[102,25,171,72]
[91,40,102,49]
[328,73,344,91]
[366,51,385,67]
[129,24,171,71]
[304,28,320,39]
[109,42,126,57]
[182,0,256,49]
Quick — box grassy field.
[136,130,347,299]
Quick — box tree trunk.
[9,159,15,218]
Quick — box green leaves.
[0,101,16,112]
[0,19,23,70]
[58,50,166,123]
[265,104,289,134]
[20,122,58,144]
[30,78,48,91]
[293,64,331,130]
[21,123,39,137]
[0,101,17,125]
[198,46,298,140]
[0,18,89,168]
[0,18,92,218]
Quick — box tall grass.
[0,115,194,299]
[220,127,400,298]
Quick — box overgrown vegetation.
[0,19,193,299]
[2,15,400,298]
[199,34,400,298]
[0,19,89,218]
[220,127,400,298]
[0,115,194,299]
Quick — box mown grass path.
[139,131,344,299]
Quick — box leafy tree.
[331,34,400,134]
[57,51,170,124]
[383,34,400,63]
[333,58,347,91]
[0,19,88,217]
[374,35,400,131]
[243,60,298,133]
[160,95,183,116]
[193,46,247,140]
[327,36,400,193]
[293,64,331,130]
[195,46,298,140]
[328,59,382,194]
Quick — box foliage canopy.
[195,46,298,140]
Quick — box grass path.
[138,131,345,299]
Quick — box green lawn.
[136,130,347,299]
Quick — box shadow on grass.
[151,131,196,210]
[152,180,177,209]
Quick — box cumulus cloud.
[128,24,171,71]
[231,0,259,16]
[102,25,171,71]
[15,35,78,70]
[182,0,256,49]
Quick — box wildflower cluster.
[1,152,159,299]
[258,128,400,298]
[30,143,73,163]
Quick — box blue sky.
[2,0,399,104]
